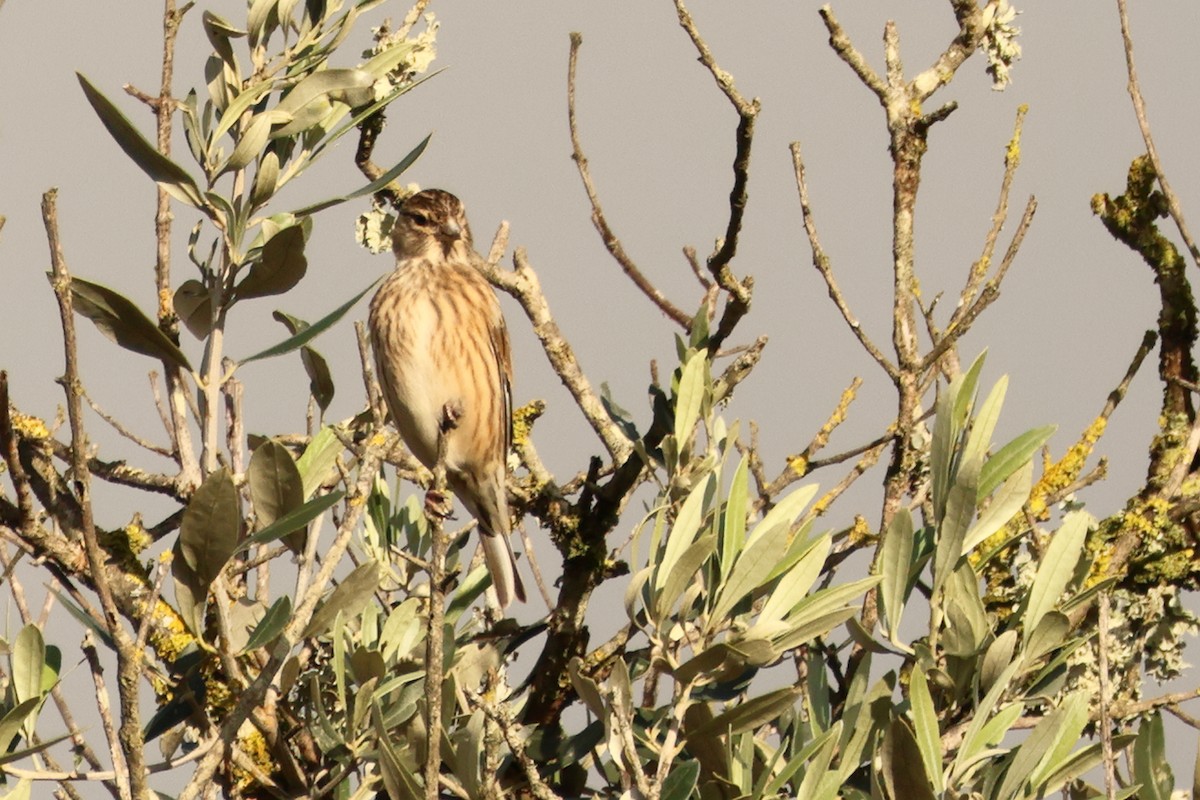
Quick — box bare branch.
[818,5,887,99]
[43,189,152,799]
[567,33,692,329]
[1115,0,1200,268]
[791,142,897,379]
[672,2,757,348]
[478,247,634,464]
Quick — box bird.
[368,189,526,608]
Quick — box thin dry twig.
[1098,593,1117,800]
[791,142,897,379]
[921,195,1037,375]
[82,633,131,800]
[566,33,691,329]
[423,403,459,800]
[466,690,562,800]
[82,388,173,457]
[43,189,152,800]
[672,0,756,348]
[1115,0,1200,268]
[478,247,634,464]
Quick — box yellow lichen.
[787,455,808,477]
[1027,415,1107,520]
[11,413,48,440]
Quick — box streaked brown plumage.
[368,189,526,607]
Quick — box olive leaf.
[174,279,212,339]
[68,276,193,371]
[248,438,306,552]
[235,224,308,301]
[178,468,240,589]
[77,73,206,209]
[272,311,335,411]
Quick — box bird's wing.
[491,311,514,454]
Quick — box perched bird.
[368,189,526,608]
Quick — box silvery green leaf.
[961,374,1008,469]
[688,686,801,739]
[655,533,716,624]
[241,596,292,653]
[174,279,212,339]
[792,721,840,800]
[1024,510,1091,635]
[69,277,193,371]
[179,468,240,588]
[567,657,605,717]
[241,490,342,552]
[880,718,937,800]
[932,453,981,599]
[1132,713,1172,800]
[720,454,750,579]
[661,760,700,800]
[880,508,915,644]
[238,276,381,364]
[747,483,819,550]
[292,134,430,216]
[220,111,274,175]
[963,459,1031,553]
[953,659,1021,770]
[673,349,709,447]
[977,424,1056,500]
[994,691,1088,800]
[11,626,44,707]
[980,630,1018,695]
[757,532,831,626]
[236,224,308,300]
[303,561,383,639]
[1021,610,1068,666]
[908,666,944,793]
[78,74,206,208]
[708,502,796,625]
[248,438,304,547]
[655,474,714,586]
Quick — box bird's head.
[391,189,474,262]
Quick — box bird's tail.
[481,529,526,608]
[457,470,527,608]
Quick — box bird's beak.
[439,220,463,240]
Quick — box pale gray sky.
[3,0,1199,791]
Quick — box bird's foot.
[424,489,455,520]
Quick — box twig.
[43,189,152,800]
[424,402,458,800]
[791,142,897,379]
[82,388,173,457]
[922,195,1037,373]
[949,105,1028,333]
[154,0,202,491]
[1098,593,1117,800]
[818,6,887,100]
[0,372,37,538]
[177,439,386,800]
[759,377,863,505]
[466,690,562,800]
[82,632,131,800]
[478,248,634,464]
[355,321,385,427]
[1115,0,1200,268]
[0,546,108,785]
[518,524,554,610]
[672,0,757,348]
[567,33,691,329]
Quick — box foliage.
[0,1,1198,799]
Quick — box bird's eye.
[405,211,430,226]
